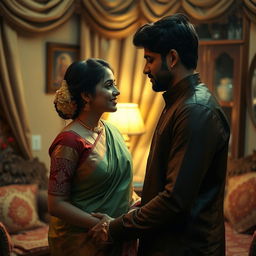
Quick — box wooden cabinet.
[196,17,249,158]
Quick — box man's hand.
[88,213,114,244]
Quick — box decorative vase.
[217,78,233,102]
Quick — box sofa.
[0,150,49,256]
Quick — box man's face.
[143,49,173,92]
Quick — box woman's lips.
[110,98,117,104]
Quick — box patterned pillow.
[224,172,256,233]
[0,184,45,233]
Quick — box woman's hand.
[88,213,114,244]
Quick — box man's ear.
[166,49,179,69]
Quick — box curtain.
[81,20,164,181]
[0,21,32,159]
[0,0,75,33]
[80,0,140,39]
[0,0,76,159]
[243,0,256,23]
[80,0,243,38]
[182,0,235,20]
[3,0,253,38]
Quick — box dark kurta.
[110,74,230,256]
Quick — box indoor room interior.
[0,0,256,255]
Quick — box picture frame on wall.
[46,43,80,94]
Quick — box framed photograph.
[46,43,80,93]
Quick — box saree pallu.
[48,121,136,256]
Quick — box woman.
[48,58,138,255]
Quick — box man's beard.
[150,60,173,92]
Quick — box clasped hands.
[88,212,113,244]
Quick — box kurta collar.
[162,73,201,107]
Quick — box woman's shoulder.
[54,130,83,144]
[49,131,91,156]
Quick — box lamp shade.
[106,103,145,135]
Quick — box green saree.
[48,121,134,256]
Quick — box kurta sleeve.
[109,104,230,239]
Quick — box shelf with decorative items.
[195,9,249,158]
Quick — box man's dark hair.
[133,13,198,69]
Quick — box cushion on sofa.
[11,225,49,255]
[225,221,252,256]
[224,172,256,233]
[0,184,45,233]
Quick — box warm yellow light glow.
[106,103,145,135]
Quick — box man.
[92,13,230,256]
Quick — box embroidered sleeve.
[48,132,92,196]
[48,156,76,196]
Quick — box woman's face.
[89,68,120,114]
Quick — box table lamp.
[106,103,145,148]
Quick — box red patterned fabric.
[49,131,92,158]
[11,225,49,255]
[48,131,93,196]
[48,157,76,196]
[225,222,252,256]
[0,185,44,233]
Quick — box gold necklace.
[77,118,102,134]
